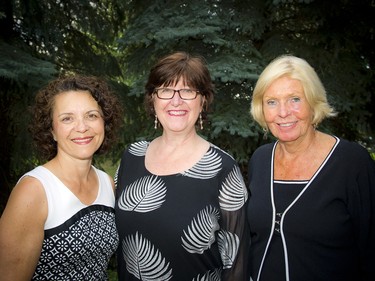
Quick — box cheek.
[51,122,60,139]
[52,125,69,139]
[290,101,309,114]
[153,99,165,112]
[292,103,312,120]
[95,120,105,133]
[263,107,276,122]
[51,117,61,131]
[291,103,301,111]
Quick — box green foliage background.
[1,0,374,212]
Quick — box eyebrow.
[57,109,102,117]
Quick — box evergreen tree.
[1,0,374,212]
[117,0,375,175]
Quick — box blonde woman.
[247,55,375,281]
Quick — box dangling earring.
[199,113,203,130]
[154,114,158,129]
[263,127,268,140]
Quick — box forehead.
[53,90,99,112]
[162,76,192,87]
[265,76,304,96]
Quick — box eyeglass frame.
[154,88,200,100]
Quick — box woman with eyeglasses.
[115,51,249,281]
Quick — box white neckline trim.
[256,136,340,281]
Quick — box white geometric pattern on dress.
[32,208,118,280]
[118,175,167,213]
[181,205,220,254]
[219,165,248,211]
[122,232,173,281]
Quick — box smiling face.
[263,76,314,143]
[51,90,105,160]
[153,78,204,134]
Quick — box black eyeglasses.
[154,88,200,100]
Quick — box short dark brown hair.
[144,52,214,117]
[30,75,123,161]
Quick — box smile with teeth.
[168,110,187,116]
[72,137,93,144]
[278,122,296,127]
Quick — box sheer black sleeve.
[218,163,250,281]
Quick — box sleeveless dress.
[20,166,119,280]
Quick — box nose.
[278,101,291,117]
[75,117,89,132]
[170,90,183,106]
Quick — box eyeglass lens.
[156,88,198,100]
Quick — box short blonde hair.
[251,55,336,129]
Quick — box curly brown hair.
[29,75,123,161]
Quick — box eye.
[265,99,277,106]
[60,116,73,123]
[161,88,173,94]
[86,112,101,121]
[181,89,193,94]
[290,97,301,103]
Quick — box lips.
[72,137,93,144]
[278,121,297,127]
[168,110,187,116]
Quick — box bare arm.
[0,176,47,281]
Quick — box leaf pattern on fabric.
[182,148,222,179]
[219,165,248,211]
[122,232,173,281]
[113,165,120,189]
[181,205,220,254]
[128,141,149,156]
[118,175,166,213]
[192,268,221,281]
[218,229,240,269]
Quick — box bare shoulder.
[8,175,46,206]
[0,175,47,280]
[0,175,47,227]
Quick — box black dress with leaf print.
[115,141,250,281]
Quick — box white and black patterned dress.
[22,166,119,281]
[115,141,249,281]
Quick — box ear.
[201,95,206,111]
[51,130,57,141]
